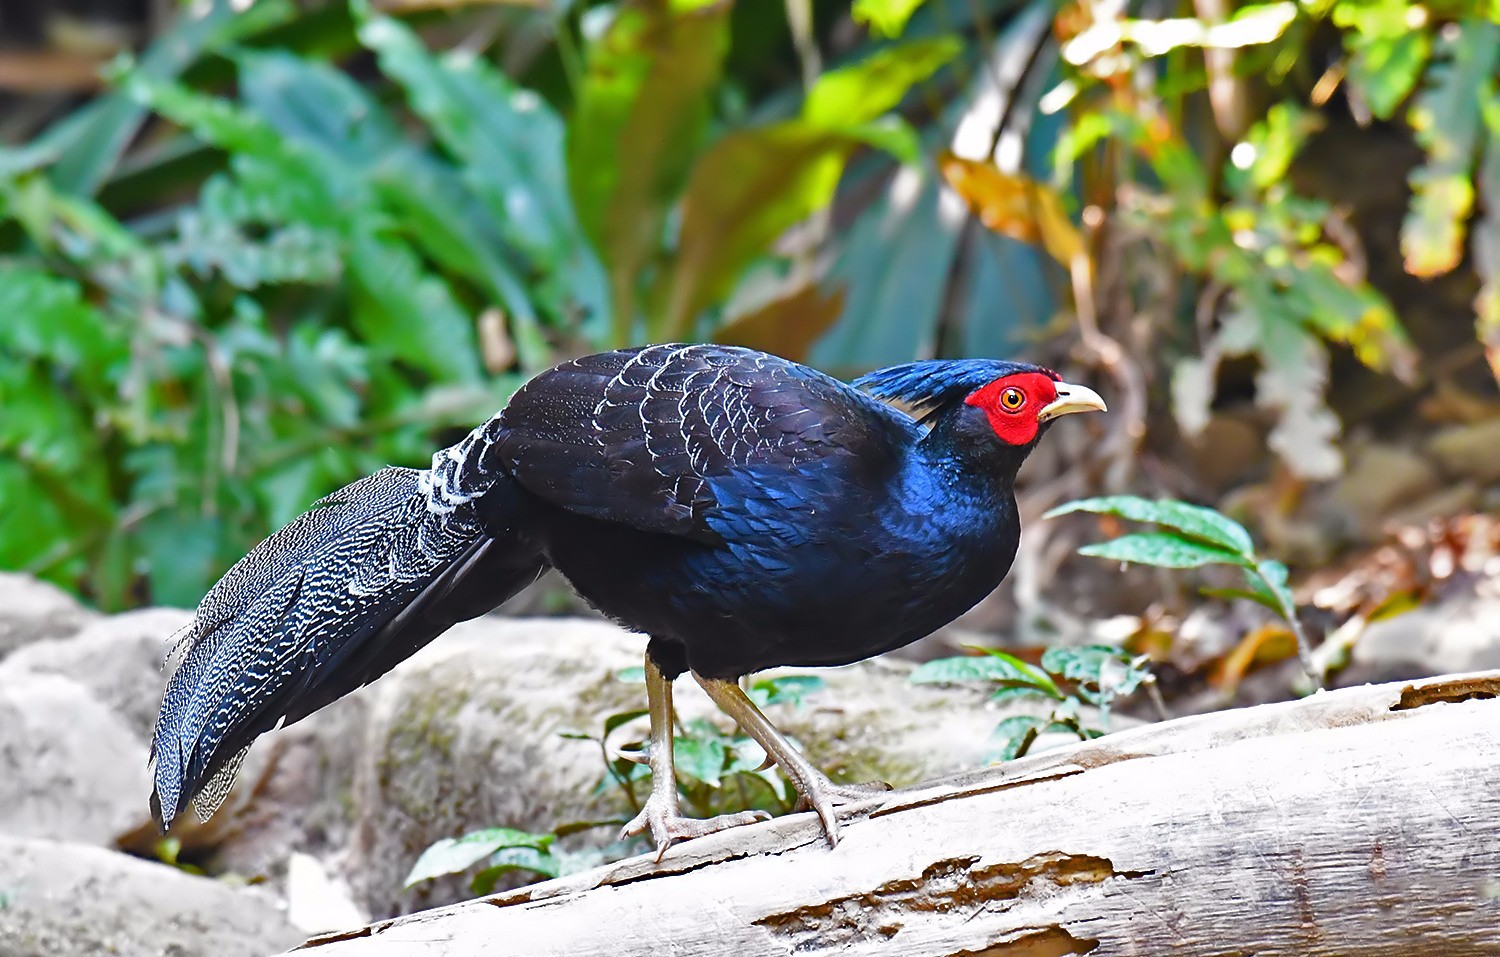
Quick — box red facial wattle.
[964,372,1061,446]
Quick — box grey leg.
[694,674,889,848]
[618,655,769,859]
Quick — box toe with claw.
[621,796,769,861]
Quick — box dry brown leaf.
[713,285,847,362]
[1210,624,1298,692]
[936,151,1086,267]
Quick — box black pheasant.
[151,343,1104,851]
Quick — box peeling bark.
[296,672,1500,956]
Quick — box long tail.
[150,431,543,829]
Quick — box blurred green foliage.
[1,0,1497,609]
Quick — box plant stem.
[1257,566,1321,688]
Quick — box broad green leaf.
[1476,98,1500,357]
[602,709,650,740]
[470,846,561,894]
[234,49,403,166]
[404,828,553,888]
[167,213,342,288]
[852,0,928,38]
[673,736,726,787]
[1246,559,1295,614]
[566,0,731,341]
[1040,646,1150,701]
[662,121,853,336]
[1334,0,1430,119]
[1199,586,1282,613]
[748,674,826,709]
[0,269,125,394]
[802,36,961,129]
[1402,21,1500,278]
[722,739,772,776]
[983,715,1048,763]
[51,0,297,195]
[136,512,227,608]
[910,652,1059,698]
[358,12,608,339]
[347,231,483,384]
[1045,495,1255,557]
[1078,533,1251,570]
[123,73,296,165]
[988,684,1053,704]
[841,116,924,166]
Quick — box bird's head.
[856,358,1106,459]
[962,370,1107,447]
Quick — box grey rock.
[0,672,151,844]
[0,836,301,957]
[336,617,1001,918]
[186,692,370,885]
[1325,443,1441,543]
[1351,576,1500,676]
[0,573,97,661]
[0,608,188,740]
[1428,419,1500,483]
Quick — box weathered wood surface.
[298,672,1500,956]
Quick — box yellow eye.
[999,387,1025,412]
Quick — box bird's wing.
[489,343,914,540]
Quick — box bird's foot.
[794,778,892,812]
[620,798,770,861]
[792,776,893,848]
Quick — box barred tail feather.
[150,465,543,829]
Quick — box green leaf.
[852,0,929,38]
[1247,559,1296,614]
[673,736,726,787]
[1040,646,1150,701]
[236,49,405,165]
[1044,495,1255,557]
[910,652,1060,698]
[136,512,227,608]
[1078,533,1251,570]
[1476,97,1500,349]
[0,268,125,394]
[1402,20,1500,278]
[748,675,826,709]
[987,684,1054,704]
[982,715,1048,763]
[566,0,730,340]
[51,0,297,195]
[602,709,649,740]
[840,116,924,166]
[802,36,960,129]
[123,73,301,166]
[404,828,553,888]
[347,230,483,384]
[1199,586,1283,613]
[357,11,608,338]
[470,846,561,894]
[1334,0,1430,119]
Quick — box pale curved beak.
[1038,382,1107,422]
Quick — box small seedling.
[1047,495,1318,683]
[911,644,1153,761]
[405,671,827,892]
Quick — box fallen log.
[298,671,1500,956]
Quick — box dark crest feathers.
[854,359,1057,419]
